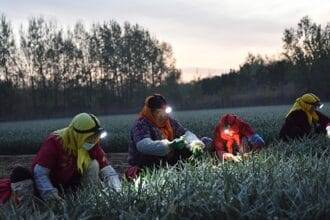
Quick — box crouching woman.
[126,94,205,180]
[279,93,330,141]
[213,114,265,162]
[32,113,121,202]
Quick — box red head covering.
[213,114,255,155]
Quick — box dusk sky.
[1,0,330,81]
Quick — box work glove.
[326,123,330,139]
[222,153,242,162]
[189,141,205,157]
[100,165,122,193]
[169,137,186,150]
[248,134,265,147]
[183,131,206,154]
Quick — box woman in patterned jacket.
[126,94,206,180]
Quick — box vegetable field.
[0,105,300,154]
[0,104,329,219]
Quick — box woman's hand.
[223,153,242,162]
[326,123,330,138]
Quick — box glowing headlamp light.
[223,125,231,135]
[99,131,108,139]
[165,106,172,114]
[224,129,230,135]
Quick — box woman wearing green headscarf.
[279,93,330,141]
[32,113,121,202]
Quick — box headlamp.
[224,128,230,135]
[99,131,108,139]
[165,106,172,114]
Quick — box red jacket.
[32,134,109,189]
[213,114,254,158]
[0,178,11,205]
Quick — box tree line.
[0,14,181,120]
[181,16,330,109]
[0,15,329,121]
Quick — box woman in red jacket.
[213,114,265,161]
[32,113,121,203]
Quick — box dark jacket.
[279,110,329,141]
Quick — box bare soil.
[0,153,128,178]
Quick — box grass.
[0,104,329,219]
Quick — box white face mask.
[83,142,95,151]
